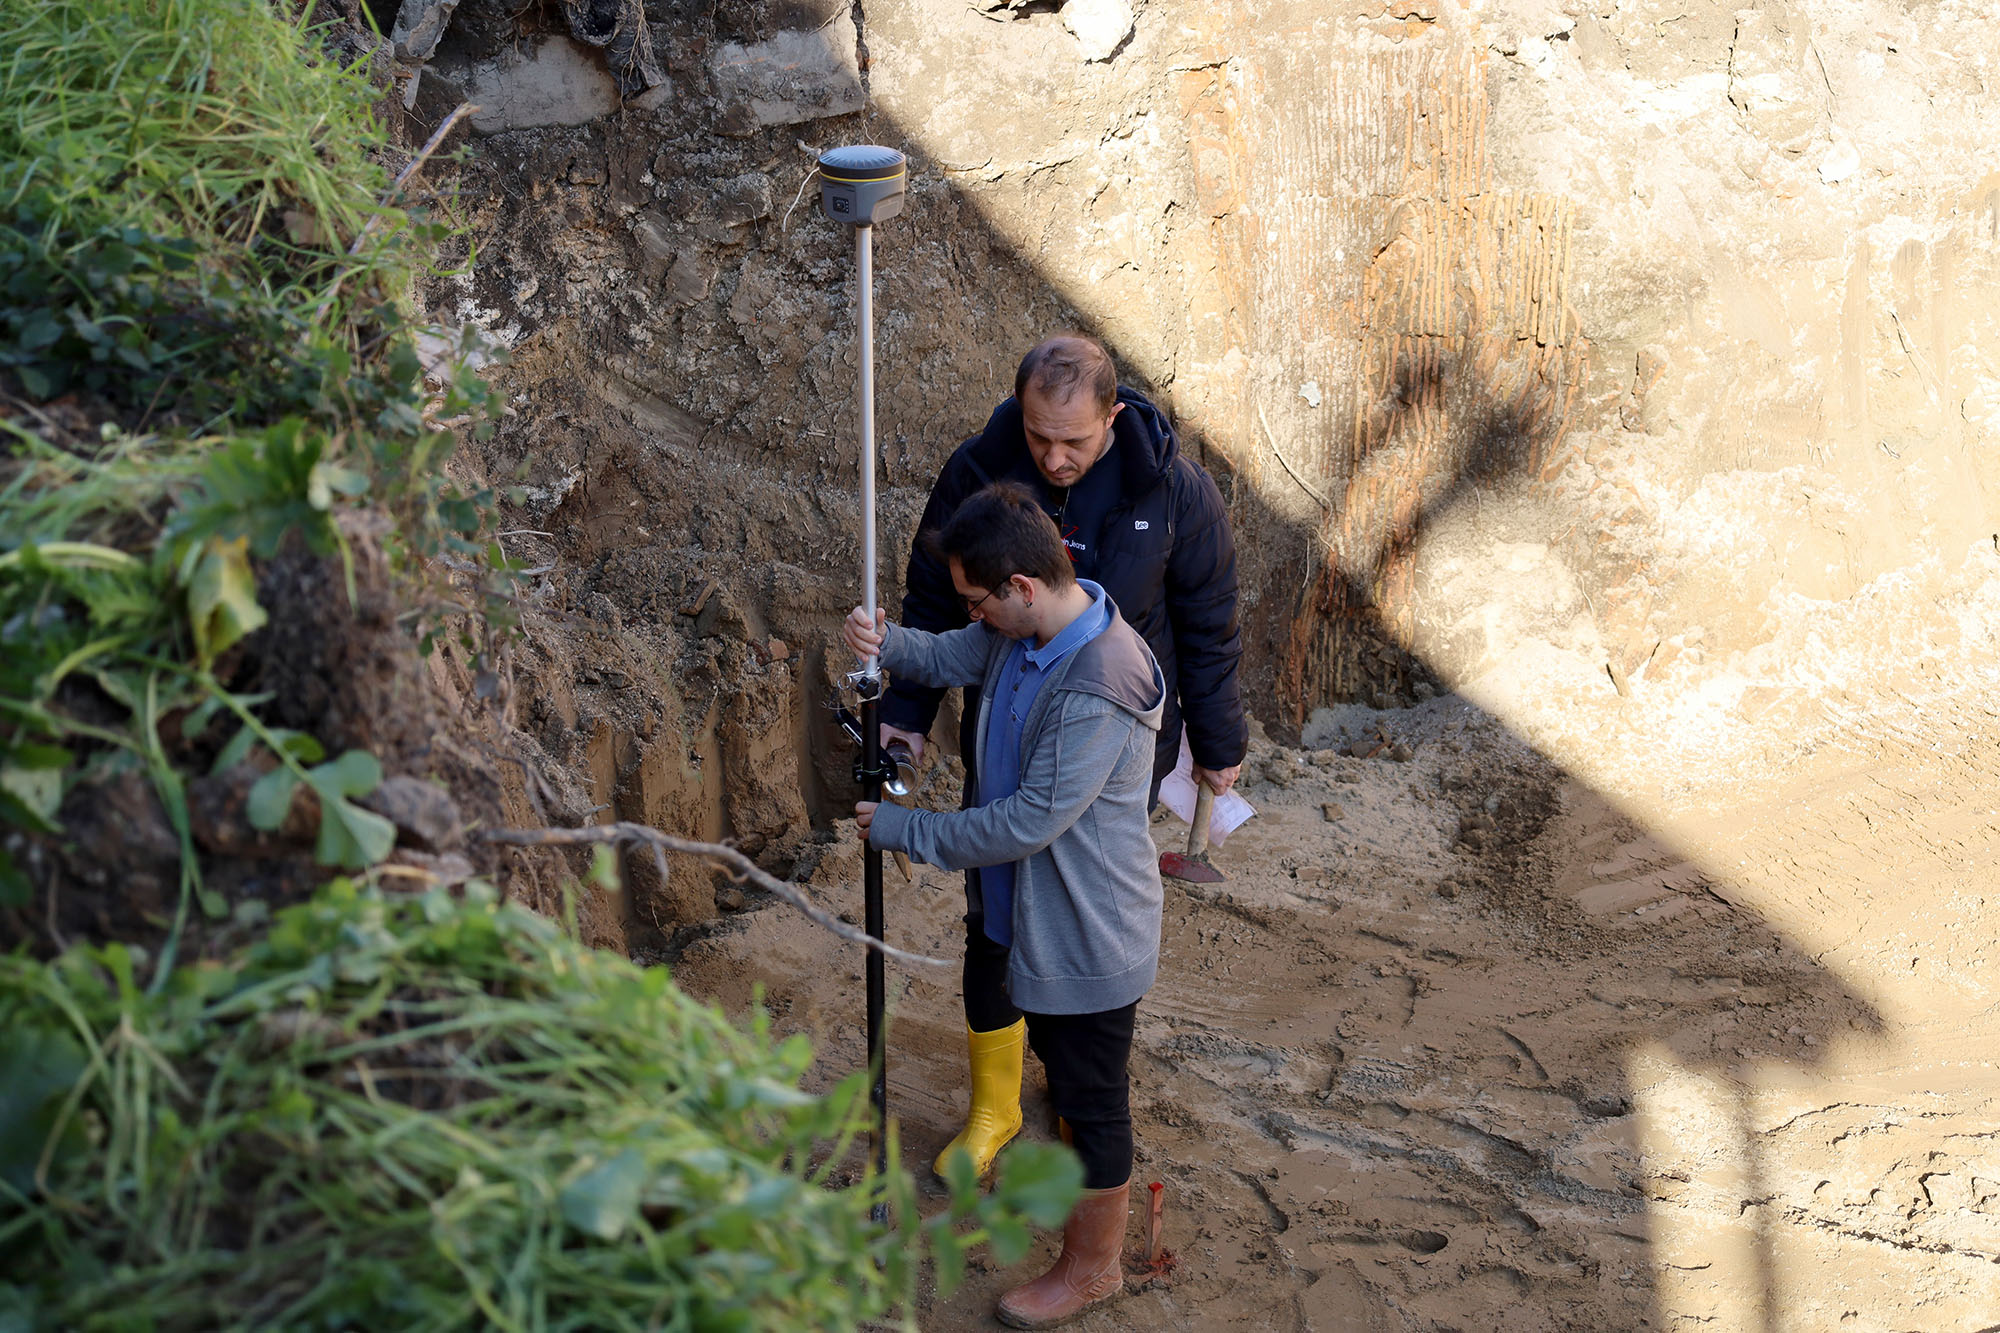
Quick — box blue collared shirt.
[976,579,1113,947]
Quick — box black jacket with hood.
[881,386,1247,791]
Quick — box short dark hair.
[1014,334,1117,413]
[930,482,1076,599]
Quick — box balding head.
[1014,334,1118,414]
[1014,335,1126,487]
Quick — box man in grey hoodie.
[845,482,1164,1329]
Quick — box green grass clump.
[2,0,407,287]
[0,880,1082,1331]
[0,0,452,432]
[0,213,316,419]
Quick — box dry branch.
[477,821,950,969]
[350,102,478,256]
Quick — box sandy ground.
[669,676,2000,1331]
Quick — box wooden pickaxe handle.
[1188,785,1215,858]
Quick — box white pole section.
[858,221,878,681]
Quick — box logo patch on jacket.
[1134,520,1150,530]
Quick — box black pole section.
[860,688,888,1188]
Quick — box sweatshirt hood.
[966,386,1178,496]
[1057,597,1165,731]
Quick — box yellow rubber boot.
[933,1018,1026,1183]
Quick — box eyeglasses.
[962,587,997,616]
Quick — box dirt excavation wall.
[402,0,1999,1325]
[420,0,1999,873]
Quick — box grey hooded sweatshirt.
[866,601,1166,1015]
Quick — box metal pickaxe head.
[1159,786,1226,884]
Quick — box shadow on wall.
[1271,342,1574,715]
[1158,24,1596,724]
[823,207,1886,1322]
[1127,770,1884,1333]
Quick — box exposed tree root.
[477,821,950,968]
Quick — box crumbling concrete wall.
[416,0,1999,927]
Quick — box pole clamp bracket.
[845,667,883,701]
[834,704,898,787]
[853,752,900,788]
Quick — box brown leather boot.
[995,1181,1129,1329]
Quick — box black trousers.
[963,891,1137,1191]
[962,886,1021,1031]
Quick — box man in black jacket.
[880,333,1247,1185]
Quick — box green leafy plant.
[0,216,320,427]
[244,745,396,869]
[0,422,387,934]
[0,0,518,937]
[0,880,1081,1331]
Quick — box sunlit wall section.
[1175,13,1590,716]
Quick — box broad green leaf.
[308,750,381,800]
[740,1078,815,1110]
[17,312,60,351]
[248,766,299,831]
[272,731,325,764]
[699,1203,755,1252]
[0,1280,40,1333]
[929,1227,968,1299]
[211,724,258,774]
[740,1176,794,1217]
[0,1026,88,1192]
[985,1212,1032,1266]
[212,723,320,774]
[0,788,59,839]
[307,461,368,508]
[941,1142,979,1202]
[993,1143,1084,1228]
[0,755,67,833]
[88,670,143,713]
[16,364,54,399]
[180,694,227,741]
[588,843,619,891]
[560,1149,645,1241]
[5,744,72,771]
[312,795,395,869]
[186,536,266,666]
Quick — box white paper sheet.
[1157,730,1255,847]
